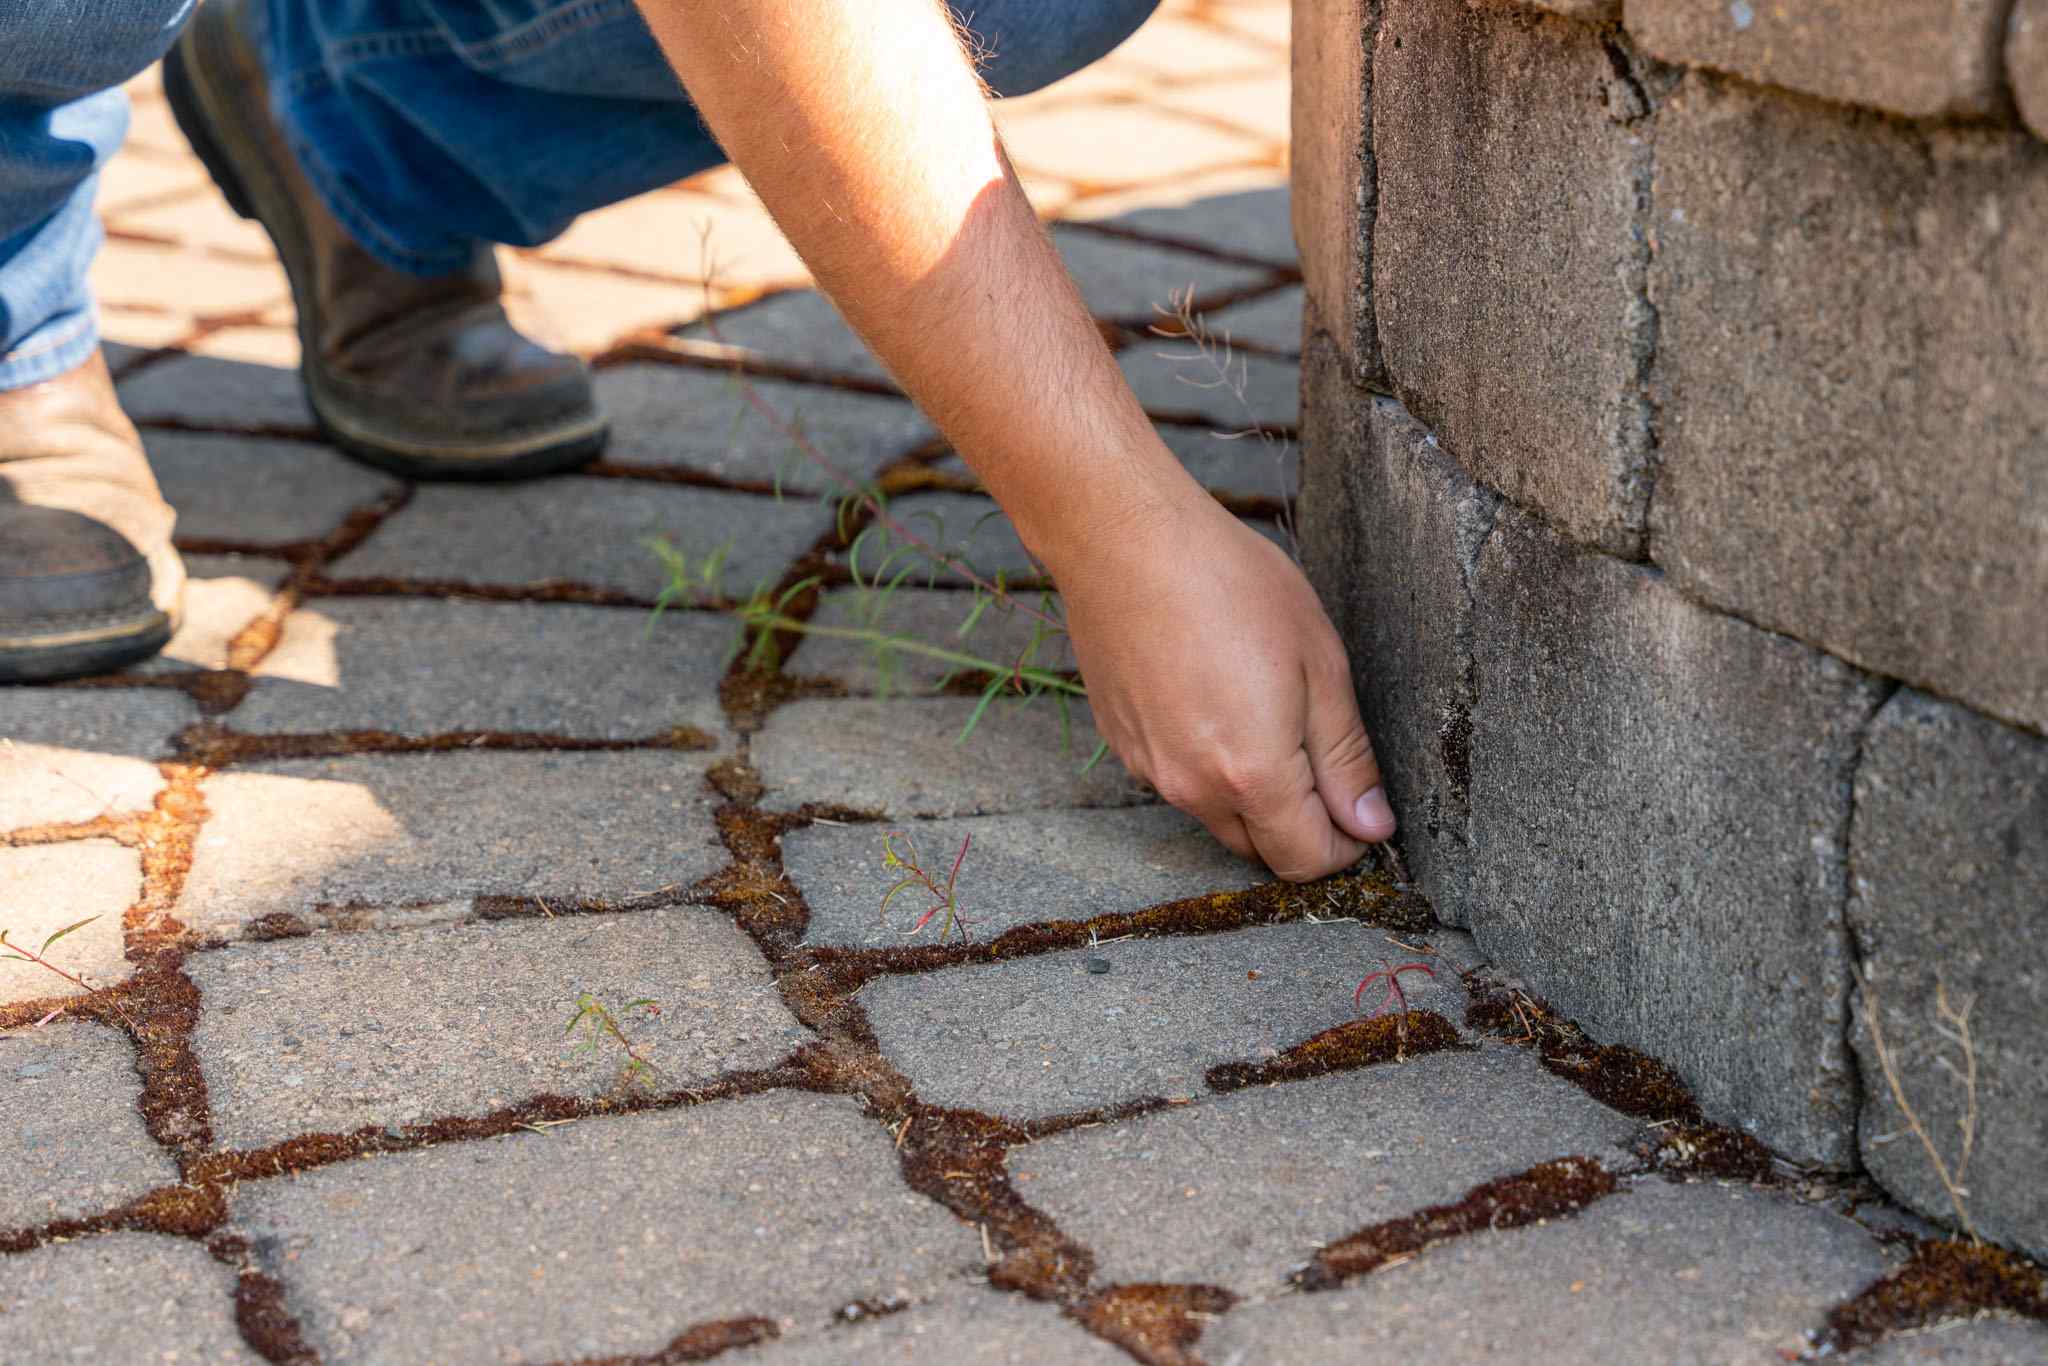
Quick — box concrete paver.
[0,692,182,830]
[1046,226,1272,322]
[0,1235,260,1362]
[729,1286,1126,1364]
[791,587,1078,694]
[192,909,809,1147]
[116,351,314,431]
[124,553,287,676]
[1119,335,1301,427]
[1205,282,1306,352]
[0,1024,180,1228]
[230,1094,980,1362]
[0,844,141,1008]
[673,289,894,383]
[144,430,402,546]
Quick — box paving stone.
[0,1023,178,1227]
[1468,502,1886,1167]
[192,908,808,1147]
[500,253,718,353]
[231,1094,980,1361]
[1093,186,1299,268]
[728,1287,1124,1365]
[542,188,808,290]
[2016,0,2048,144]
[1373,0,1657,555]
[1015,1048,1637,1293]
[144,431,401,547]
[329,479,824,602]
[89,237,284,318]
[0,691,190,829]
[673,290,893,384]
[0,844,140,1008]
[1859,1318,2048,1364]
[1627,0,2010,119]
[595,365,932,490]
[789,588,1077,693]
[1848,690,2048,1260]
[1046,226,1269,324]
[1119,336,1298,427]
[1155,71,1291,145]
[124,553,286,676]
[859,921,1472,1119]
[237,598,731,741]
[0,1234,260,1362]
[176,751,728,937]
[1200,1180,1889,1364]
[1298,384,1495,928]
[754,697,1147,817]
[830,492,1040,586]
[996,103,1271,190]
[785,806,1265,948]
[1202,283,1304,353]
[1647,76,2048,733]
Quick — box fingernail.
[1356,786,1395,838]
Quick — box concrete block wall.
[1296,0,2048,1255]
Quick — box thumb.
[1302,658,1396,844]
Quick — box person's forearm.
[632,0,1204,573]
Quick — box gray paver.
[175,751,729,937]
[935,426,1297,499]
[329,479,825,601]
[1,1023,178,1228]
[125,553,287,675]
[754,697,1148,817]
[1048,226,1269,323]
[859,921,1471,1119]
[231,1094,980,1361]
[192,908,809,1147]
[596,365,932,490]
[237,598,732,740]
[117,350,313,431]
[145,430,402,546]
[1203,283,1305,353]
[785,806,1265,949]
[1119,337,1299,428]
[730,1287,1124,1365]
[0,692,184,830]
[1200,1180,1889,1365]
[0,1234,260,1362]
[1090,188,1299,267]
[675,289,894,384]
[789,588,1076,694]
[1014,1048,1637,1293]
[0,844,140,1008]
[1859,1319,2048,1364]
[831,492,1039,586]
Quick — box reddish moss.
[244,913,312,942]
[172,723,713,768]
[705,756,765,804]
[1463,971,1704,1126]
[1069,1284,1237,1366]
[1294,1156,1620,1291]
[1641,1123,1774,1182]
[1819,1239,2048,1353]
[1207,1011,1466,1093]
[718,669,844,732]
[233,1271,319,1365]
[564,1316,779,1364]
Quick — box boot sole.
[161,12,607,483]
[0,612,173,685]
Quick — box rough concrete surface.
[1372,0,1658,556]
[143,430,402,546]
[1291,0,1376,381]
[1648,75,2048,735]
[673,289,893,383]
[1045,226,1270,322]
[0,843,140,1008]
[1849,689,2048,1259]
[230,1095,980,1362]
[0,1024,179,1226]
[1205,283,1305,353]
[0,1235,261,1362]
[1119,335,1300,427]
[783,805,1266,948]
[117,349,314,430]
[725,1286,1125,1364]
[176,751,728,937]
[238,598,732,740]
[859,920,1471,1120]
[192,909,808,1148]
[1467,503,1883,1167]
[1016,1048,1637,1293]
[0,687,194,767]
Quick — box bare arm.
[635,0,1395,878]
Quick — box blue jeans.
[0,0,1159,390]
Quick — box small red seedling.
[1355,959,1435,1018]
[879,831,973,942]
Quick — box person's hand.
[1055,491,1396,882]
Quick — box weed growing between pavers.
[1204,1010,1467,1093]
[1816,1238,2048,1354]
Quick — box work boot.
[0,353,183,683]
[163,0,607,480]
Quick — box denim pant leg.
[0,1,198,388]
[265,0,1161,275]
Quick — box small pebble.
[1084,957,1111,975]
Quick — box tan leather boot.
[163,0,607,480]
[0,352,183,683]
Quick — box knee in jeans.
[0,0,198,105]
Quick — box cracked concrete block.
[1016,1048,1637,1294]
[191,908,809,1148]
[231,1095,979,1362]
[238,598,731,741]
[1292,0,1378,382]
[1649,75,2048,735]
[1848,689,2048,1259]
[0,1235,259,1362]
[1299,366,1495,927]
[2015,0,2048,142]
[0,843,140,1008]
[1200,1181,1886,1364]
[1627,0,2011,119]
[176,751,728,937]
[1467,503,1885,1167]
[1372,0,1659,555]
[783,806,1264,949]
[1,1024,179,1227]
[143,431,402,547]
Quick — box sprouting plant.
[1855,965,1980,1243]
[565,992,664,1091]
[878,831,974,942]
[1,916,131,1030]
[1354,958,1435,1018]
